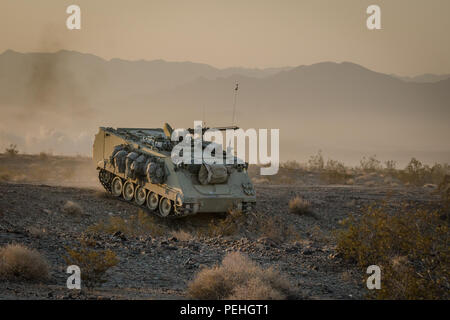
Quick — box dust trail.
[0,24,101,156]
[0,154,101,189]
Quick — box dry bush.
[397,158,429,186]
[337,203,449,299]
[430,163,450,185]
[64,243,118,288]
[5,144,19,156]
[309,225,331,243]
[0,244,49,281]
[229,277,286,300]
[320,159,353,184]
[360,155,382,173]
[280,160,304,170]
[187,252,294,300]
[170,230,194,241]
[87,209,165,237]
[288,196,313,216]
[39,152,51,161]
[63,200,84,216]
[201,210,248,237]
[396,158,449,186]
[308,150,324,171]
[384,160,397,174]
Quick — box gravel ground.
[0,177,441,300]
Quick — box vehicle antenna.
[231,82,239,126]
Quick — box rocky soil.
[0,155,442,299]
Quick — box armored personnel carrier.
[93,124,256,217]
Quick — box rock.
[284,245,299,253]
[113,230,127,241]
[302,248,314,255]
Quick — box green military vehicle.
[93,124,256,217]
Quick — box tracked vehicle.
[93,124,256,217]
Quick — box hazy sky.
[1,0,449,76]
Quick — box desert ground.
[0,154,444,299]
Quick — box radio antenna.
[231,82,239,126]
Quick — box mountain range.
[0,50,449,164]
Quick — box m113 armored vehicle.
[93,124,256,218]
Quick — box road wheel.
[134,186,146,206]
[146,192,159,211]
[111,177,123,197]
[159,197,172,217]
[123,181,135,201]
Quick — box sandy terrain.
[0,155,442,299]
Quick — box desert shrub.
[360,155,382,172]
[39,152,50,161]
[229,277,286,299]
[308,150,324,171]
[320,159,352,184]
[390,158,449,186]
[397,158,430,186]
[337,203,449,299]
[187,252,294,300]
[309,225,331,243]
[170,230,194,241]
[0,244,49,281]
[430,163,450,185]
[202,210,248,237]
[63,200,83,216]
[288,196,313,216]
[384,160,397,173]
[64,243,118,288]
[281,160,303,170]
[87,209,165,237]
[5,144,19,156]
